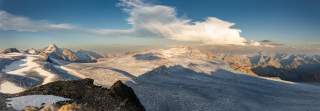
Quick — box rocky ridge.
[5,79,145,111]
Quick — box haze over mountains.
[1,44,320,111]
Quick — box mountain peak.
[44,44,59,53]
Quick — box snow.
[0,81,25,94]
[3,55,57,84]
[6,95,70,110]
[160,47,190,58]
[57,65,87,79]
[0,52,88,94]
[127,65,320,111]
[0,54,58,93]
[65,47,320,111]
[65,47,219,87]
[2,47,320,111]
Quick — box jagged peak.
[43,44,60,53]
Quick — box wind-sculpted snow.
[63,47,320,111]
[65,47,219,87]
[127,65,320,111]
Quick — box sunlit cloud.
[110,0,251,45]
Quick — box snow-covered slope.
[64,47,320,111]
[40,44,101,64]
[127,65,320,111]
[1,46,320,111]
[0,53,82,94]
[65,47,219,86]
[0,44,101,94]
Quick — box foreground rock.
[0,93,15,111]
[14,79,145,111]
[0,93,7,110]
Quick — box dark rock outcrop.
[0,93,7,111]
[0,93,15,111]
[133,53,161,61]
[16,79,145,111]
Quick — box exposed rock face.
[220,52,320,82]
[0,93,16,111]
[0,93,7,110]
[1,48,20,54]
[62,48,79,62]
[250,54,320,82]
[16,79,145,111]
[221,55,255,75]
[209,51,320,82]
[58,103,82,111]
[133,53,161,61]
[23,106,40,111]
[39,44,63,61]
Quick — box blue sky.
[0,0,319,49]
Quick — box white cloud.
[0,10,75,32]
[112,0,250,45]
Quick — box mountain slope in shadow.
[127,65,320,111]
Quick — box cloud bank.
[114,0,249,45]
[0,11,75,32]
[0,0,263,46]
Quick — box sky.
[0,0,319,50]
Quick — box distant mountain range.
[40,44,103,64]
[218,52,320,82]
[0,44,103,94]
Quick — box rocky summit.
[14,78,145,111]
